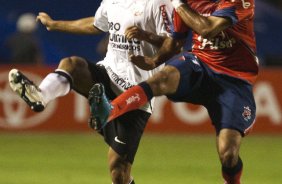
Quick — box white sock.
[39,70,72,105]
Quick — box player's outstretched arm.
[125,26,167,48]
[36,12,103,35]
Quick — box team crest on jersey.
[231,0,251,9]
[178,55,185,61]
[242,106,252,121]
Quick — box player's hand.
[129,55,157,70]
[36,12,54,31]
[125,26,147,41]
[170,0,185,9]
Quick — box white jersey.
[94,0,173,113]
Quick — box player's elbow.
[196,19,225,39]
[197,17,232,39]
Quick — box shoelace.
[23,82,42,101]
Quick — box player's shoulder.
[98,0,109,7]
[100,0,117,6]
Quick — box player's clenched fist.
[125,26,147,41]
[170,0,184,9]
[36,12,54,31]
[129,55,157,71]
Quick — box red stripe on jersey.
[173,10,190,33]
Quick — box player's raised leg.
[88,65,180,130]
[9,56,93,112]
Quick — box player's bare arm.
[130,36,185,70]
[171,1,232,39]
[152,36,185,65]
[125,26,167,47]
[36,12,102,35]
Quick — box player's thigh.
[207,75,256,136]
[58,56,93,96]
[147,65,180,95]
[164,52,206,103]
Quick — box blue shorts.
[166,52,256,136]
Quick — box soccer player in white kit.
[8,0,173,183]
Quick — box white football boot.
[9,69,45,112]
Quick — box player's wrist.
[139,30,149,41]
[152,56,162,68]
[171,0,184,9]
[47,21,57,31]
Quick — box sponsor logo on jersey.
[109,33,141,52]
[105,66,134,90]
[231,0,251,9]
[110,41,141,52]
[196,34,237,50]
[126,93,140,105]
[108,21,141,52]
[109,33,140,44]
[241,0,251,9]
[160,5,172,33]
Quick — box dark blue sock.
[222,157,243,176]
[139,82,153,101]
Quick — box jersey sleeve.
[172,10,190,39]
[212,0,254,25]
[151,0,174,36]
[94,0,109,32]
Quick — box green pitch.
[0,133,281,184]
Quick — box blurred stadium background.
[0,0,282,183]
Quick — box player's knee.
[219,149,239,168]
[110,166,131,184]
[109,158,131,184]
[148,66,179,95]
[58,56,87,73]
[150,70,169,84]
[111,168,126,184]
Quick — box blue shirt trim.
[172,32,189,40]
[211,7,238,25]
